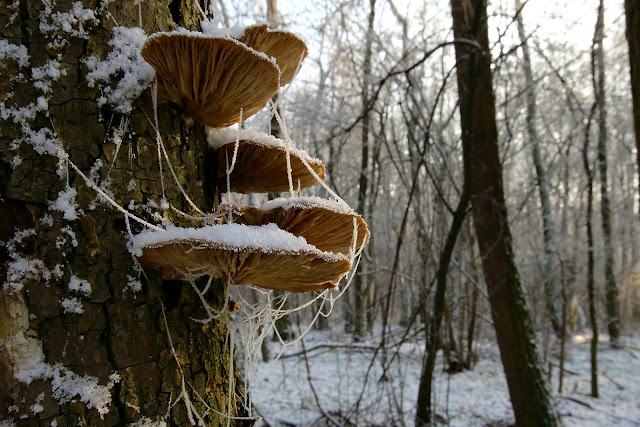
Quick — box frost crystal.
[0,40,29,68]
[30,393,44,415]
[4,258,46,292]
[129,417,167,427]
[39,0,98,48]
[126,275,142,294]
[68,275,92,296]
[1,229,52,292]
[61,297,83,314]
[40,214,54,227]
[57,225,78,248]
[85,26,155,113]
[32,60,66,94]
[14,358,118,418]
[49,187,82,221]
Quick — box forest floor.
[249,329,640,426]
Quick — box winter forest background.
[2,0,640,426]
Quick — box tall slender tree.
[515,0,563,336]
[353,0,376,341]
[593,0,621,347]
[449,0,559,425]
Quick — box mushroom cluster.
[133,25,369,293]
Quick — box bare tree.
[593,0,621,347]
[515,0,563,336]
[449,0,559,425]
[353,0,376,341]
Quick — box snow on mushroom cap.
[258,196,354,215]
[206,127,321,163]
[221,199,369,255]
[131,223,344,263]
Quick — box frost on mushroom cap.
[132,223,351,293]
[221,197,370,255]
[140,32,280,128]
[209,128,325,194]
[237,24,308,86]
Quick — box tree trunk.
[449,1,559,425]
[625,0,640,211]
[593,0,621,347]
[515,0,563,336]
[352,0,376,341]
[582,102,599,398]
[1,2,243,425]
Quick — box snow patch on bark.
[39,0,98,48]
[49,187,82,221]
[0,40,29,68]
[14,358,120,418]
[85,26,155,114]
[61,297,83,314]
[68,275,92,296]
[1,229,54,292]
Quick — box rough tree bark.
[449,0,559,425]
[1,1,244,425]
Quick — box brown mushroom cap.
[211,130,325,194]
[221,197,369,255]
[133,223,350,293]
[238,24,308,86]
[141,32,280,128]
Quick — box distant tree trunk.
[266,0,278,28]
[593,0,621,347]
[625,0,640,209]
[448,1,560,425]
[582,102,600,398]
[515,0,563,336]
[365,117,383,333]
[0,1,243,425]
[352,0,376,341]
[465,221,480,369]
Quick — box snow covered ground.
[250,330,640,426]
